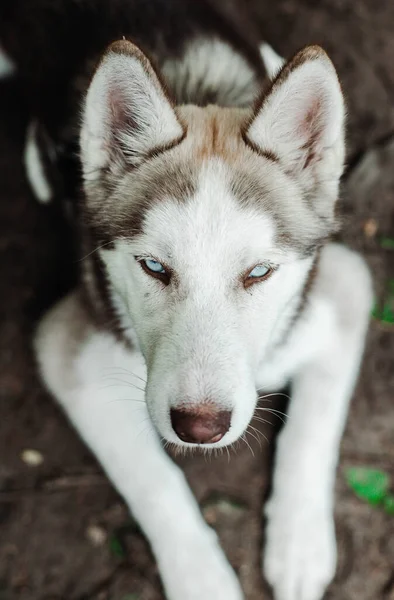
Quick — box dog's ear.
[80,40,184,182]
[245,46,345,213]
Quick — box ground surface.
[1,0,394,599]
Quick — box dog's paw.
[263,495,336,600]
[160,529,244,600]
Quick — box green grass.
[380,237,394,250]
[109,533,126,558]
[346,467,394,515]
[372,279,394,325]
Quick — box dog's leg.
[262,244,373,600]
[35,292,243,600]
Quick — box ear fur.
[259,43,285,80]
[246,46,345,213]
[80,40,184,182]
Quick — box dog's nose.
[170,406,231,444]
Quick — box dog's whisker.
[257,392,291,402]
[255,407,289,415]
[255,407,289,421]
[257,412,286,425]
[246,426,262,450]
[102,369,147,382]
[100,378,146,393]
[240,434,255,458]
[253,415,273,426]
[76,239,117,262]
[249,425,269,445]
[103,366,147,384]
[100,374,146,386]
[137,422,155,442]
[135,415,161,441]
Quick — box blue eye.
[244,264,273,288]
[138,257,171,284]
[143,259,166,274]
[249,264,270,278]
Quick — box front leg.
[263,245,373,600]
[35,292,243,600]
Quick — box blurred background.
[0,0,394,598]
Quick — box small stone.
[363,218,378,238]
[203,506,217,525]
[21,449,44,467]
[86,524,107,547]
[202,493,247,526]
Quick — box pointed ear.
[80,40,184,182]
[245,46,345,210]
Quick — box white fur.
[24,120,53,203]
[81,45,183,181]
[162,37,259,107]
[35,42,372,600]
[36,241,372,600]
[263,244,373,600]
[259,43,285,79]
[99,159,313,446]
[35,293,243,600]
[0,46,15,78]
[247,51,345,218]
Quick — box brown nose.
[170,406,231,444]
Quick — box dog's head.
[80,40,345,448]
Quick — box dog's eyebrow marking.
[240,130,280,163]
[229,169,329,256]
[84,103,333,255]
[85,160,198,242]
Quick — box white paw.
[159,529,244,600]
[263,495,336,600]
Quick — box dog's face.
[80,41,345,448]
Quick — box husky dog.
[0,1,372,598]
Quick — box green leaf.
[383,495,394,516]
[371,302,381,319]
[346,467,390,506]
[109,534,126,558]
[381,301,394,324]
[120,595,140,600]
[380,237,394,250]
[371,288,394,324]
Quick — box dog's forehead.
[138,159,278,266]
[108,105,281,232]
[100,103,326,257]
[176,104,250,160]
[131,103,299,263]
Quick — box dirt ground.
[1,1,394,599]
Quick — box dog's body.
[0,2,373,599]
